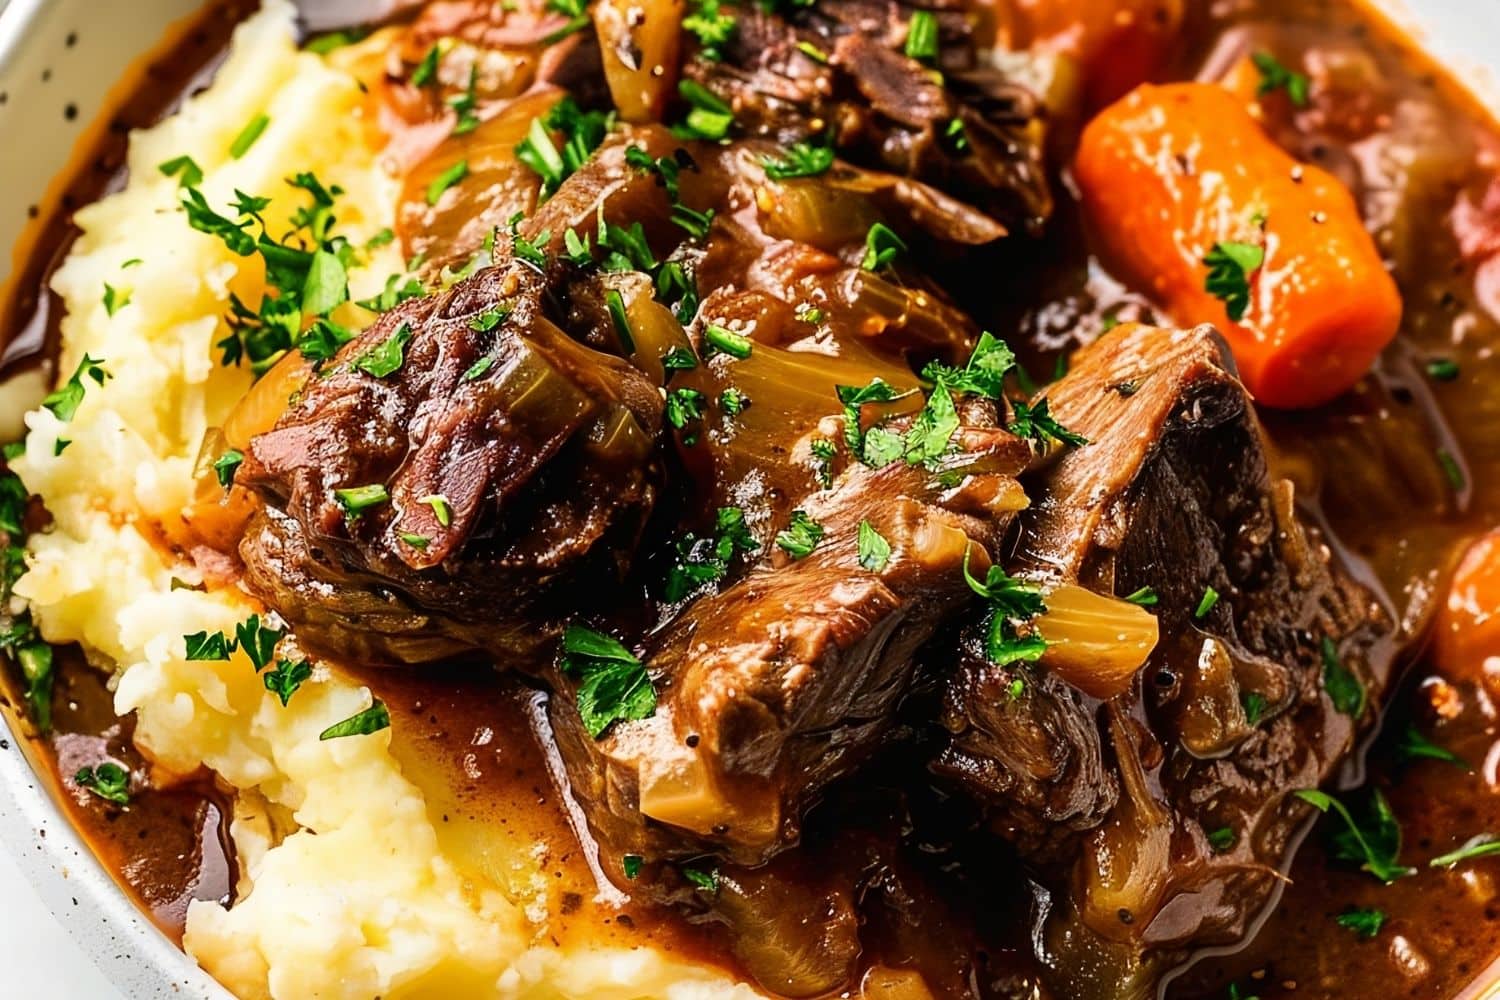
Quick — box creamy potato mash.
[10,5,752,996]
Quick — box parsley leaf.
[1204,241,1265,322]
[184,630,233,661]
[675,80,735,141]
[334,483,390,519]
[684,0,736,59]
[902,381,959,466]
[1321,636,1365,718]
[1008,398,1086,448]
[16,641,54,733]
[158,155,204,188]
[1430,835,1500,869]
[861,222,907,271]
[353,322,414,378]
[229,113,270,159]
[664,506,759,602]
[905,10,939,62]
[623,853,644,879]
[810,438,837,488]
[1194,586,1221,619]
[682,865,719,891]
[1207,826,1236,852]
[962,547,1049,667]
[102,283,132,316]
[43,354,110,422]
[1335,907,1386,939]
[762,139,835,180]
[559,624,657,738]
[1295,788,1415,884]
[263,659,312,706]
[1252,51,1311,107]
[1396,725,1469,769]
[775,510,824,559]
[922,332,1015,400]
[426,160,469,206]
[74,762,130,805]
[1123,586,1159,607]
[319,701,391,740]
[857,520,891,572]
[235,614,284,672]
[410,43,442,87]
[704,325,752,359]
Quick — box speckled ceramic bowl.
[0,1,1497,998]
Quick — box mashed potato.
[11,4,756,997]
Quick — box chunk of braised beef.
[934,324,1395,998]
[550,426,1032,867]
[683,0,1052,235]
[237,258,663,664]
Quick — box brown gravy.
[0,0,1498,997]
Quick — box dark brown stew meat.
[2,1,1500,998]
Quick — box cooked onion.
[1036,583,1159,699]
[594,0,683,122]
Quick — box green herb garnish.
[1204,241,1265,322]
[1252,51,1311,107]
[319,700,391,740]
[74,762,130,805]
[426,160,469,206]
[229,113,270,159]
[857,520,891,572]
[861,222,906,272]
[334,483,390,519]
[559,624,657,738]
[1295,788,1414,884]
[1335,907,1386,939]
[775,510,824,559]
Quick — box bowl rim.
[0,1,1497,998]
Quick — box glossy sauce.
[1,0,1500,997]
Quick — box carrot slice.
[1074,82,1402,409]
[1431,529,1500,685]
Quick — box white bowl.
[0,1,1496,997]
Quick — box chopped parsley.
[605,289,636,353]
[1252,51,1311,107]
[1336,907,1386,939]
[1438,448,1466,492]
[305,27,372,54]
[419,493,453,527]
[1294,788,1414,884]
[358,272,425,314]
[1123,586,1159,607]
[962,548,1048,667]
[675,80,735,142]
[1204,241,1265,322]
[559,624,657,738]
[263,658,312,707]
[426,160,469,205]
[448,64,480,135]
[663,346,698,371]
[1430,835,1500,869]
[901,382,959,466]
[463,356,495,381]
[182,173,358,373]
[468,306,510,332]
[334,483,390,519]
[1396,725,1469,769]
[904,10,939,62]
[622,853,644,879]
[681,865,719,892]
[1194,586,1220,619]
[665,387,707,433]
[1242,691,1268,726]
[1207,826,1236,852]
[1426,357,1460,382]
[185,630,232,661]
[509,212,552,270]
[664,506,759,602]
[516,97,614,199]
[353,322,414,378]
[410,43,442,87]
[74,762,130,805]
[236,614,284,671]
[861,222,907,272]
[684,0,736,59]
[857,520,891,572]
[319,700,391,740]
[704,325,752,359]
[762,139,835,181]
[158,154,204,188]
[102,283,131,316]
[15,642,53,733]
[922,332,1015,400]
[775,510,824,559]
[796,41,829,64]
[810,437,837,488]
[229,113,270,159]
[1321,636,1365,718]
[543,0,591,44]
[1007,398,1087,449]
[399,532,430,550]
[43,354,110,422]
[719,388,749,415]
[835,379,918,463]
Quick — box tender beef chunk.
[684,0,1052,235]
[934,324,1394,996]
[238,254,664,665]
[552,426,1032,867]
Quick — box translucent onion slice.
[1036,583,1159,700]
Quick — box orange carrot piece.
[1431,529,1500,685]
[1074,82,1402,409]
[999,0,1184,108]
